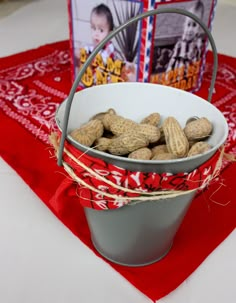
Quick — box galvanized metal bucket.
[84,191,196,266]
[55,8,228,266]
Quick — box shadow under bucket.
[84,191,196,266]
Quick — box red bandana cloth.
[0,40,236,302]
[57,137,224,210]
[0,41,71,143]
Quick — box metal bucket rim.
[55,82,228,167]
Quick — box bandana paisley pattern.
[62,139,222,210]
[0,41,235,210]
[0,43,71,143]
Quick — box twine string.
[49,133,228,205]
[63,161,196,202]
[63,146,185,196]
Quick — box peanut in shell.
[128,147,152,160]
[188,141,212,157]
[141,113,161,126]
[151,144,168,157]
[162,116,189,157]
[151,152,177,160]
[69,119,103,147]
[103,114,137,135]
[136,124,161,143]
[184,117,213,140]
[90,108,116,121]
[108,132,149,155]
[94,137,112,151]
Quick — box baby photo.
[150,0,215,92]
[69,0,143,87]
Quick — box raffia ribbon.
[49,132,235,207]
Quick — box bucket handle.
[57,7,218,166]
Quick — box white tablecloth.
[0,1,235,302]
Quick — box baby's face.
[90,13,110,46]
[183,11,202,41]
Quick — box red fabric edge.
[1,108,235,302]
[0,41,236,302]
[0,40,70,68]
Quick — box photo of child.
[69,0,142,86]
[151,0,214,92]
[69,0,216,91]
[77,3,115,65]
[166,0,204,74]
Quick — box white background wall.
[218,0,236,5]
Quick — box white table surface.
[0,1,235,302]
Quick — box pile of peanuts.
[69,108,213,160]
